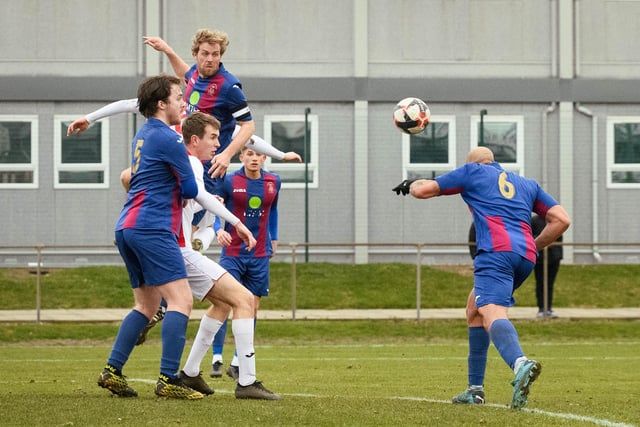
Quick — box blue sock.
[468,327,490,386]
[159,310,189,378]
[489,319,524,370]
[107,309,149,371]
[212,318,228,356]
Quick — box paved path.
[1,307,639,323]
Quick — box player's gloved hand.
[392,179,415,196]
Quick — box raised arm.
[143,36,190,79]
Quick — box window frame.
[262,114,319,189]
[606,116,640,189]
[470,115,524,175]
[0,115,39,189]
[401,115,457,180]
[53,115,110,189]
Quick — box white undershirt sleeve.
[232,125,286,160]
[190,156,240,226]
[86,98,139,125]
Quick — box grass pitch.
[0,320,638,427]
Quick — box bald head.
[466,147,494,164]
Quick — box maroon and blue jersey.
[184,63,251,152]
[116,118,196,236]
[216,167,280,258]
[435,162,558,263]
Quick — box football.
[393,97,430,135]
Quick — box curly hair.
[191,29,230,56]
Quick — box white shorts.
[181,248,227,301]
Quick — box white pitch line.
[124,378,636,427]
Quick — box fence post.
[416,243,423,320]
[35,244,44,324]
[542,246,549,319]
[290,243,297,320]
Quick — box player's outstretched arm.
[409,179,440,199]
[143,36,190,78]
[243,131,302,162]
[66,117,90,136]
[66,98,139,136]
[392,178,440,198]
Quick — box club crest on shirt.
[266,182,275,194]
[207,84,218,96]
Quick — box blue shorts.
[115,229,187,288]
[219,255,270,297]
[473,251,534,308]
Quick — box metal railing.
[2,242,640,323]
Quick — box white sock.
[212,354,223,364]
[232,318,256,386]
[182,315,223,377]
[513,356,528,374]
[230,354,239,366]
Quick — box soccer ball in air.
[393,97,430,135]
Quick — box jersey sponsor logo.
[189,91,201,106]
[185,103,198,115]
[248,196,262,209]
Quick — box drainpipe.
[575,103,602,262]
[542,102,557,189]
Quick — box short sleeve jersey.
[435,162,559,263]
[215,167,280,258]
[184,63,252,152]
[116,118,194,236]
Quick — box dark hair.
[137,74,182,118]
[182,111,220,143]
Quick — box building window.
[470,115,524,174]
[0,115,38,188]
[607,117,640,188]
[54,115,109,189]
[263,114,319,189]
[402,115,456,179]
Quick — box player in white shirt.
[119,111,281,400]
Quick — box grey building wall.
[1,0,640,265]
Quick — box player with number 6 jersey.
[392,146,570,410]
[434,159,558,264]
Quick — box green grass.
[1,263,639,425]
[0,320,638,426]
[2,263,640,310]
